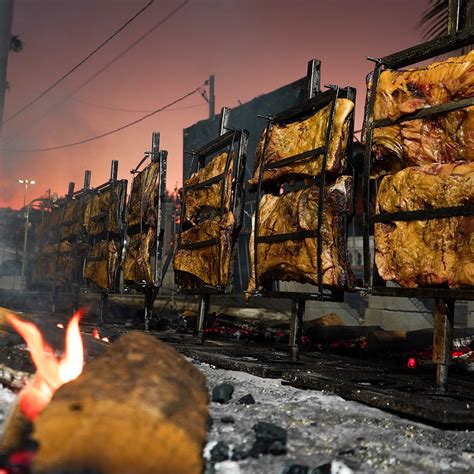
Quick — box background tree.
[5,34,23,91]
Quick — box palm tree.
[9,34,23,53]
[5,34,23,90]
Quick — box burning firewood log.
[32,332,209,474]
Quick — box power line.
[2,0,191,146]
[1,83,204,153]
[3,0,155,125]
[74,98,205,113]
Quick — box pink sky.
[0,0,429,208]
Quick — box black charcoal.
[212,383,234,403]
[210,441,230,463]
[237,393,255,405]
[220,416,235,424]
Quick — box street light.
[18,179,36,207]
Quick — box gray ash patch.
[199,362,474,473]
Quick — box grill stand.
[175,107,248,344]
[433,298,455,390]
[98,290,109,326]
[196,294,210,345]
[289,298,305,360]
[251,60,356,359]
[362,0,473,391]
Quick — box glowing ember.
[93,328,100,339]
[102,336,110,343]
[407,357,417,369]
[7,310,85,421]
[56,323,64,329]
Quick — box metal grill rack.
[249,59,357,359]
[362,0,474,389]
[83,160,127,324]
[46,173,91,313]
[124,132,167,330]
[175,107,249,342]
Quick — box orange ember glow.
[56,323,64,329]
[7,310,85,421]
[92,327,110,343]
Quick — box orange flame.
[7,310,85,421]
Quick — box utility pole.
[208,74,215,118]
[0,0,14,135]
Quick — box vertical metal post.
[110,160,118,182]
[448,0,467,34]
[219,107,230,136]
[209,74,215,118]
[289,298,305,360]
[144,286,154,332]
[72,283,80,313]
[432,298,455,390]
[154,150,167,286]
[306,59,321,99]
[99,291,109,325]
[83,170,91,190]
[196,294,210,344]
[51,284,60,313]
[20,204,30,285]
[151,132,160,161]
[67,182,75,198]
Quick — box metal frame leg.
[51,285,60,313]
[196,295,210,345]
[99,291,109,326]
[432,298,455,391]
[144,286,154,332]
[72,284,80,313]
[289,298,305,360]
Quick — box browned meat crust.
[368,51,474,177]
[183,151,233,225]
[246,176,355,296]
[375,162,474,288]
[84,240,119,290]
[173,213,236,289]
[249,99,354,186]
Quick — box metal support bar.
[67,182,75,198]
[448,0,467,34]
[432,298,455,391]
[110,160,118,182]
[306,59,321,99]
[196,294,210,344]
[83,170,91,190]
[99,291,109,325]
[154,150,167,285]
[151,132,160,162]
[289,298,305,360]
[219,107,231,136]
[72,284,80,313]
[144,286,154,332]
[51,284,60,313]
